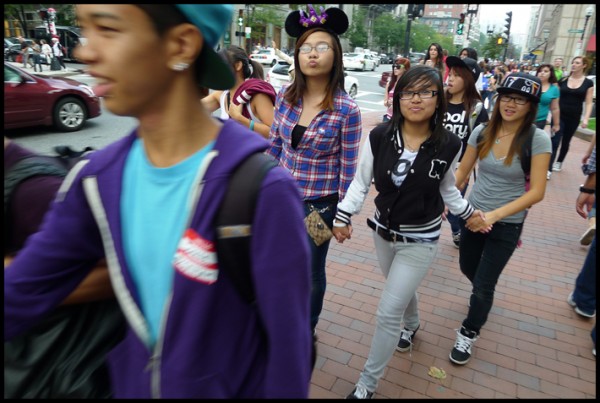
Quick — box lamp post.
[542,29,550,63]
[576,5,594,56]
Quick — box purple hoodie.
[4,119,312,398]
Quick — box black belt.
[367,218,419,243]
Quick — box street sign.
[568,29,584,33]
[453,35,464,46]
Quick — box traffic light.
[407,4,414,19]
[504,11,512,38]
[407,4,424,20]
[238,9,243,27]
[457,13,465,35]
[497,37,503,45]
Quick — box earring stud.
[172,62,189,72]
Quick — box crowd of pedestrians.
[4,3,596,400]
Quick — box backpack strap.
[215,152,278,305]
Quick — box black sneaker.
[346,385,373,399]
[449,326,478,365]
[396,324,419,352]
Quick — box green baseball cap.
[175,5,235,90]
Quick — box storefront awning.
[587,34,596,51]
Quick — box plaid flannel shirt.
[266,88,362,200]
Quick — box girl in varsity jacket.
[335,66,479,400]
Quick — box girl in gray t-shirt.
[449,73,551,366]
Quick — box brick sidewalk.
[308,111,596,399]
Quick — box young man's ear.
[166,23,203,66]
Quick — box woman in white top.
[202,45,275,138]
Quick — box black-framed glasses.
[393,64,405,69]
[498,95,529,105]
[299,43,331,54]
[399,90,439,100]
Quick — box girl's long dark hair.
[536,64,558,84]
[388,65,448,150]
[424,42,444,70]
[284,27,345,111]
[479,94,538,166]
[444,65,482,117]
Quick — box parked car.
[408,52,426,64]
[4,62,101,131]
[265,60,292,93]
[343,53,376,71]
[266,61,359,99]
[380,53,396,65]
[249,47,284,67]
[379,71,391,88]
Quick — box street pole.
[404,18,412,57]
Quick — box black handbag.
[4,299,127,399]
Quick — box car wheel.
[53,96,87,132]
[348,84,358,99]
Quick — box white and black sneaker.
[346,385,373,399]
[553,161,562,172]
[449,326,478,365]
[396,325,419,352]
[452,232,460,249]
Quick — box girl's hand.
[228,102,243,120]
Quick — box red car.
[4,61,101,132]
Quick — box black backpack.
[4,145,94,254]
[215,152,317,370]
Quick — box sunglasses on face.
[393,64,405,69]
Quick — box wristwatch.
[579,185,595,194]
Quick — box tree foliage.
[4,4,77,36]
[346,6,368,49]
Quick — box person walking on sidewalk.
[5,5,312,398]
[443,56,489,248]
[550,56,594,174]
[335,66,480,399]
[266,5,361,338]
[51,37,67,70]
[449,73,551,366]
[383,57,410,123]
[533,64,561,180]
[569,143,596,356]
[40,39,53,71]
[580,134,596,245]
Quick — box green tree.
[346,5,368,49]
[372,13,404,54]
[4,4,77,37]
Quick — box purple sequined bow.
[299,4,328,28]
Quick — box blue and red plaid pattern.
[266,88,362,200]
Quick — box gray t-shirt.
[467,125,551,223]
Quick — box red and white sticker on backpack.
[173,229,218,284]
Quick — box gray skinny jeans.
[357,232,437,393]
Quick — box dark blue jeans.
[447,182,469,234]
[549,115,580,170]
[573,235,596,314]
[458,220,523,334]
[304,200,336,331]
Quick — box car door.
[4,65,47,127]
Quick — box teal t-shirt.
[536,84,559,123]
[121,138,214,345]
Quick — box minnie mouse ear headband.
[285,4,349,38]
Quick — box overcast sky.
[478,4,536,36]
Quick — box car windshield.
[346,53,362,58]
[258,49,272,55]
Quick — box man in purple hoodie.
[5,5,312,398]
